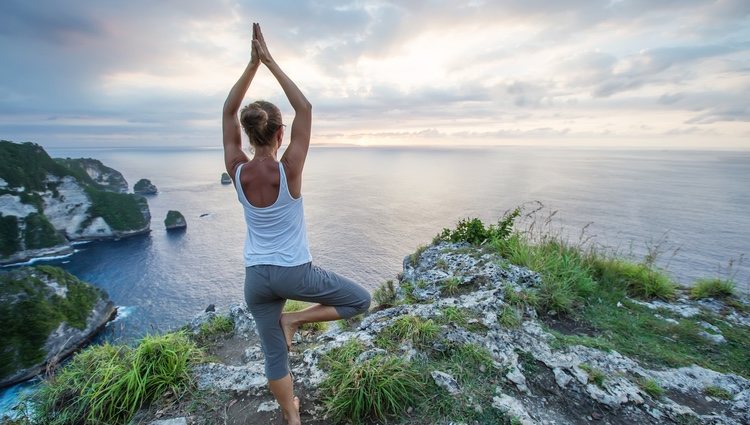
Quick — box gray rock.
[149,418,188,425]
[431,370,461,396]
[134,178,158,195]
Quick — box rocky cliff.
[133,241,750,425]
[0,266,116,388]
[0,140,151,265]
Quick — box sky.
[0,0,749,149]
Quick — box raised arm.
[253,24,312,183]
[222,25,260,177]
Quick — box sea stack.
[221,172,231,185]
[164,210,187,231]
[134,178,158,195]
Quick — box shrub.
[23,213,65,250]
[437,208,520,245]
[0,215,20,256]
[690,278,735,300]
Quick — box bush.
[690,278,735,300]
[23,213,65,250]
[437,208,520,245]
[33,331,203,425]
[0,215,20,256]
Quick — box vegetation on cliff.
[0,266,104,382]
[0,141,151,262]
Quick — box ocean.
[1,145,749,415]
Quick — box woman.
[222,23,371,425]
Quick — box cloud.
[0,0,748,147]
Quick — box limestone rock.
[431,370,461,396]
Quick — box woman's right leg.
[245,266,300,424]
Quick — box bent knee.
[351,291,371,316]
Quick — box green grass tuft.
[321,352,426,424]
[590,257,676,300]
[690,278,735,300]
[579,363,605,388]
[441,277,461,296]
[195,315,234,344]
[638,378,664,398]
[498,305,522,328]
[703,385,733,400]
[373,280,397,308]
[375,315,439,350]
[32,331,203,425]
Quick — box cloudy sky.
[1,0,749,149]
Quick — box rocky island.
[0,266,116,388]
[134,178,158,195]
[164,210,187,231]
[0,140,151,265]
[8,214,748,425]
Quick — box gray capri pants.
[244,262,371,380]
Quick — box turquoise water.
[2,145,749,415]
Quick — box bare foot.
[280,313,299,351]
[283,396,301,425]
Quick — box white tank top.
[234,161,312,267]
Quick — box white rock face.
[41,176,92,237]
[0,194,38,217]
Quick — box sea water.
[1,145,749,415]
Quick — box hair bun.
[241,106,268,132]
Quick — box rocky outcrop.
[221,173,232,185]
[180,243,750,425]
[0,266,117,388]
[55,158,129,193]
[134,178,158,195]
[0,140,151,265]
[164,210,187,230]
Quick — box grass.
[398,280,418,304]
[498,305,522,328]
[440,277,461,296]
[194,315,234,345]
[409,244,428,267]
[375,315,440,350]
[579,363,605,388]
[703,385,733,400]
[589,257,676,300]
[0,266,102,381]
[690,278,736,300]
[638,378,665,398]
[320,340,426,424]
[372,280,397,308]
[31,331,203,425]
[283,300,328,332]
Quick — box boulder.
[221,172,232,185]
